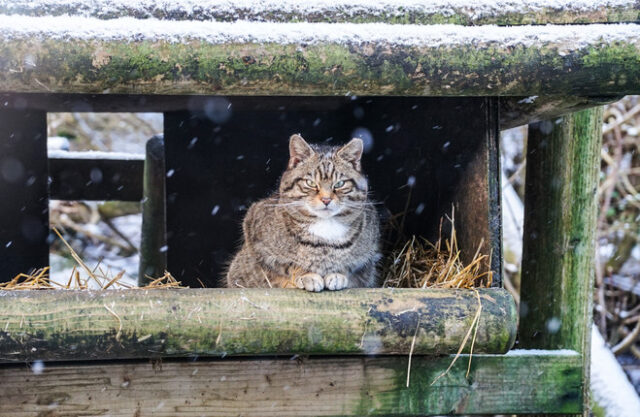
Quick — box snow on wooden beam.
[0,15,638,96]
[0,288,517,362]
[0,0,637,26]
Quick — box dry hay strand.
[2,228,185,291]
[385,210,490,386]
[1,266,184,291]
[382,211,493,289]
[141,271,184,289]
[0,267,57,290]
[429,289,483,386]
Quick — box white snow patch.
[502,171,524,260]
[517,95,538,104]
[0,1,636,21]
[0,15,637,48]
[49,214,141,288]
[47,136,70,152]
[48,150,145,160]
[591,324,640,416]
[505,349,579,356]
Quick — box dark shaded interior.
[164,97,500,288]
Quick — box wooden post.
[139,135,167,284]
[520,107,603,416]
[0,109,48,281]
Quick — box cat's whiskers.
[264,201,305,208]
[340,201,369,209]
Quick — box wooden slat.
[0,288,516,362]
[0,352,583,416]
[0,109,48,281]
[49,155,144,201]
[0,93,618,130]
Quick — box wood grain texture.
[0,288,516,362]
[0,352,582,416]
[520,107,604,416]
[453,98,502,282]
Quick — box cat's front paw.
[324,273,349,291]
[295,273,325,292]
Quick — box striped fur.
[226,135,380,290]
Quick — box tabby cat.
[226,134,380,291]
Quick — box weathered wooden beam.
[0,288,516,362]
[0,109,48,282]
[453,98,502,279]
[0,18,638,96]
[1,0,637,25]
[500,95,620,130]
[520,107,604,416]
[0,352,582,416]
[48,152,144,201]
[0,93,617,129]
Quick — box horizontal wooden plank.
[0,93,621,130]
[0,0,637,25]
[49,155,144,201]
[0,352,583,416]
[0,288,517,362]
[0,18,638,96]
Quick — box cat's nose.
[321,197,332,206]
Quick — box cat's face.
[279,135,368,219]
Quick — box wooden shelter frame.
[0,1,637,415]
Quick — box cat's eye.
[333,180,345,189]
[305,179,317,188]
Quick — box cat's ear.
[336,138,364,171]
[288,134,314,169]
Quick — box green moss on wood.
[0,353,583,415]
[0,288,516,362]
[354,353,582,415]
[520,107,604,417]
[0,37,639,96]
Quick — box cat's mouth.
[308,204,340,218]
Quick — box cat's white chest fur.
[308,218,348,241]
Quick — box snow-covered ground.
[48,112,161,287]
